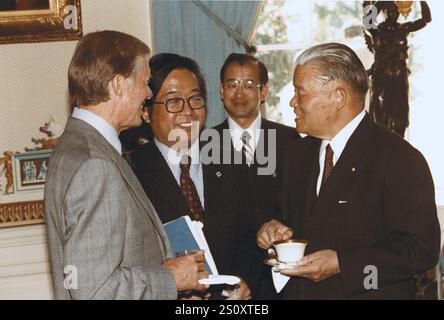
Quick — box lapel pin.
[216,171,222,178]
[352,167,356,172]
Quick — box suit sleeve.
[338,144,441,297]
[63,158,177,300]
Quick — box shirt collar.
[72,107,122,155]
[228,113,262,151]
[320,110,366,164]
[154,138,200,165]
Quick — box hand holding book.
[164,216,242,287]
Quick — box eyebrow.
[225,78,255,82]
[165,88,201,96]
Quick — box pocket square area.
[338,200,348,204]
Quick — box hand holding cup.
[273,239,308,266]
[163,249,209,292]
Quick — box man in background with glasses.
[213,53,300,299]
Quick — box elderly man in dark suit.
[131,53,257,300]
[44,31,207,299]
[257,42,440,299]
[213,53,299,298]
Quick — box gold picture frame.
[12,150,51,192]
[0,150,49,228]
[0,0,82,44]
[0,200,44,228]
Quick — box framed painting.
[12,150,51,192]
[0,0,82,44]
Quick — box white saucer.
[198,275,241,286]
[272,262,298,272]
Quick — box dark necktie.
[321,144,334,187]
[179,155,204,222]
[241,131,254,165]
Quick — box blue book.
[163,216,214,274]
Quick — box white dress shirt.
[155,138,205,209]
[72,107,122,155]
[316,110,366,195]
[228,114,262,164]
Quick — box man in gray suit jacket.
[44,31,208,299]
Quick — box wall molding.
[0,200,44,228]
[0,224,53,299]
[0,225,50,276]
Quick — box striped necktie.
[241,131,254,165]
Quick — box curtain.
[151,0,261,128]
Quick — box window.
[253,0,444,205]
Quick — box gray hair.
[127,55,149,87]
[296,43,368,102]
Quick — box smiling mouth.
[232,99,248,105]
[178,122,192,128]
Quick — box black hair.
[219,53,269,84]
[146,53,207,116]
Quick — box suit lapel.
[111,145,175,257]
[220,119,246,165]
[254,119,268,165]
[69,119,171,256]
[303,115,374,238]
[299,138,321,238]
[202,164,214,223]
[145,144,189,219]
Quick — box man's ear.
[219,83,224,101]
[142,107,151,124]
[260,84,269,104]
[335,87,347,109]
[110,74,126,98]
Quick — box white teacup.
[273,239,308,266]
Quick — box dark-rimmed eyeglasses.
[153,94,205,113]
[223,79,262,91]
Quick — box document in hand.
[163,215,219,275]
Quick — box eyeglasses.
[153,94,205,113]
[223,79,262,91]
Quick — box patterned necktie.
[179,155,204,222]
[241,131,254,165]
[321,144,334,187]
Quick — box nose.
[289,94,298,109]
[234,85,246,96]
[181,99,193,115]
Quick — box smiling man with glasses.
[153,94,205,114]
[223,79,262,92]
[130,53,256,300]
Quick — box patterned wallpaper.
[0,0,153,154]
